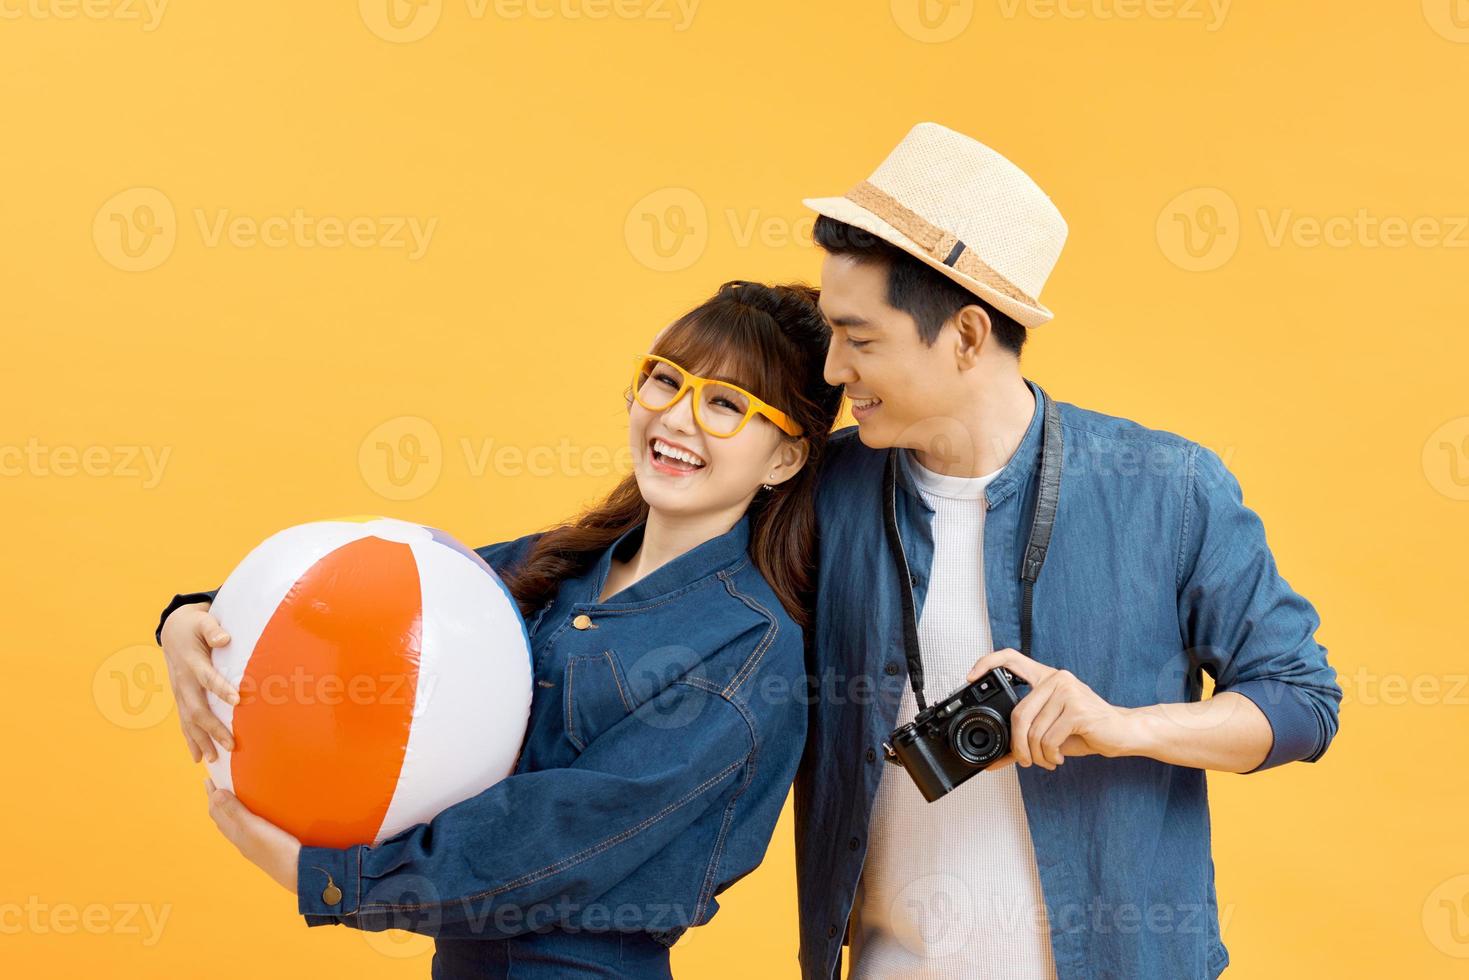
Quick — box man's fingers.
[1009,686,1052,767]
[968,647,1050,686]
[1028,695,1068,770]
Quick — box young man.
[796,123,1341,979]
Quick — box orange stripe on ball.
[231,535,423,848]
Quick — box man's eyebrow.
[825,314,873,328]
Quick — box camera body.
[887,667,1029,802]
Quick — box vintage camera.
[885,667,1029,802]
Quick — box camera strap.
[881,385,1063,712]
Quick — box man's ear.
[952,304,993,367]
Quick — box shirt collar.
[894,377,1047,511]
[575,511,753,607]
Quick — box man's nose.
[823,344,856,388]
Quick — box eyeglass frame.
[630,353,804,439]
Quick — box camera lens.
[949,707,1006,766]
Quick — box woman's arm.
[296,679,754,940]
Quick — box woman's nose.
[662,388,698,433]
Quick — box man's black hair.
[812,215,1027,357]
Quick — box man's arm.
[967,443,1340,775]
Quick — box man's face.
[818,253,958,451]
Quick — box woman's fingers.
[192,615,240,705]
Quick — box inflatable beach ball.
[203,516,532,849]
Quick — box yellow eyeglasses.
[630,354,803,438]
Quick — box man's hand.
[205,778,301,895]
[967,648,1138,771]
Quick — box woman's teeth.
[851,396,883,411]
[651,438,706,469]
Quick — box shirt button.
[848,837,860,851]
[909,572,920,587]
[866,747,877,763]
[827,925,838,939]
[572,614,593,630]
[884,661,900,676]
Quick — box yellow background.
[2,0,1466,976]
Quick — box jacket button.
[884,661,900,676]
[866,748,877,763]
[572,614,593,630]
[322,880,342,906]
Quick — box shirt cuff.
[298,843,364,917]
[1224,677,1327,773]
[154,591,219,645]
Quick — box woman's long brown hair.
[499,280,843,630]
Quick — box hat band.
[844,180,1041,311]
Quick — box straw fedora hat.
[803,122,1068,327]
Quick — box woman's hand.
[160,601,239,763]
[205,778,301,895]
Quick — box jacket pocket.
[563,650,636,752]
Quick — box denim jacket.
[156,512,807,950]
[795,379,1342,980]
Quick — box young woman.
[155,280,843,979]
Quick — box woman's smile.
[648,436,708,476]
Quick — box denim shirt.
[158,513,807,949]
[795,379,1342,980]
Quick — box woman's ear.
[766,437,811,488]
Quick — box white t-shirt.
[848,450,1058,980]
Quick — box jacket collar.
[576,511,752,608]
[894,377,1047,511]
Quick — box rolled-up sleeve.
[1176,444,1342,772]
